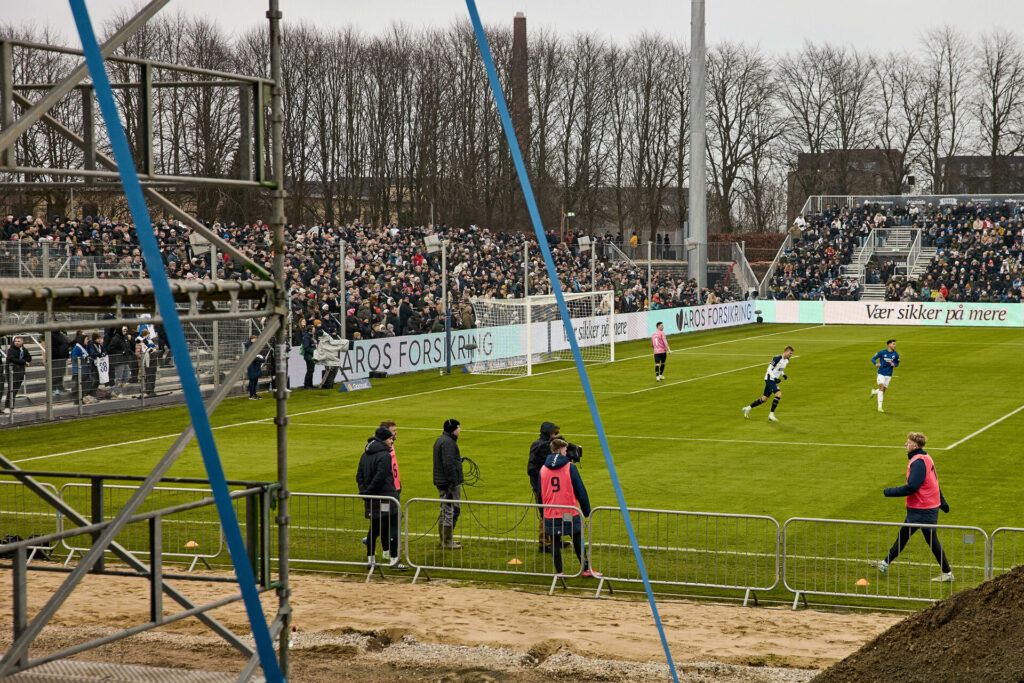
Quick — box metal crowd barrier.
[587,507,779,605]
[403,498,584,589]
[59,484,224,570]
[783,517,989,609]
[989,527,1024,579]
[281,493,402,581]
[0,480,61,562]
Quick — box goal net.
[467,291,615,376]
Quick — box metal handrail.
[604,242,641,269]
[758,233,792,296]
[732,243,759,294]
[906,229,922,278]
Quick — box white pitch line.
[627,355,800,395]
[627,362,765,395]
[942,403,1024,450]
[287,422,900,449]
[10,420,267,464]
[463,387,631,395]
[20,324,824,463]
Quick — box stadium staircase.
[909,246,938,280]
[860,284,887,300]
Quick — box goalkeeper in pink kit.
[651,321,670,381]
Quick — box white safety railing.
[0,481,61,562]
[59,484,225,571]
[904,229,922,277]
[758,233,792,296]
[731,243,759,296]
[587,507,779,605]
[989,527,1024,579]
[278,493,403,581]
[403,498,585,590]
[605,241,642,269]
[783,517,988,609]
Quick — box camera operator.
[528,421,560,552]
[540,438,601,578]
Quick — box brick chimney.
[512,12,530,166]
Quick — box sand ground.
[0,568,901,681]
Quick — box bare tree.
[975,29,1024,192]
[776,43,835,217]
[706,43,782,232]
[873,53,927,194]
[823,46,875,193]
[919,26,972,193]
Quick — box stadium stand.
[1,215,738,340]
[766,200,1024,303]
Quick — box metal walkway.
[8,660,265,682]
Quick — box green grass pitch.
[3,322,1023,601]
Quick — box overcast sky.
[9,0,1024,54]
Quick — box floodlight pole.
[688,0,708,291]
[647,240,653,309]
[268,0,291,677]
[442,239,451,374]
[523,241,529,297]
[339,239,346,334]
[591,247,596,292]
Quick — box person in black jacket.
[244,335,264,400]
[50,329,70,393]
[106,326,132,398]
[4,337,31,411]
[432,418,464,549]
[528,421,560,552]
[356,426,403,568]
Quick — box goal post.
[467,291,615,376]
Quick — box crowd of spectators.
[762,205,868,300]
[765,199,1024,303]
[882,201,1024,303]
[1,214,739,345]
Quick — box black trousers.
[51,358,67,390]
[5,370,24,408]
[365,503,396,556]
[303,357,315,388]
[885,507,951,573]
[247,376,258,397]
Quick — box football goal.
[467,290,615,376]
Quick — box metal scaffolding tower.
[0,1,290,679]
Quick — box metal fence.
[783,517,989,608]
[277,493,403,580]
[0,480,61,561]
[0,241,145,279]
[4,477,1020,608]
[588,507,778,604]
[403,498,584,587]
[0,306,266,425]
[58,484,225,571]
[989,527,1024,579]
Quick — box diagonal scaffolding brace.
[0,319,281,676]
[8,89,271,279]
[0,0,169,155]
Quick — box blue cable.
[67,2,284,680]
[463,3,679,681]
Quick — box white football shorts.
[876,374,892,387]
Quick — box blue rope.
[67,3,284,680]
[463,4,679,680]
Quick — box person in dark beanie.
[433,418,464,549]
[244,335,264,400]
[528,421,560,552]
[356,425,403,568]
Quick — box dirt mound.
[813,565,1024,683]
